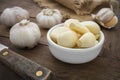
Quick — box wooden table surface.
[0,0,120,80]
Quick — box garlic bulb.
[0,6,29,27]
[92,8,118,29]
[77,32,97,48]
[10,19,41,48]
[57,31,78,48]
[36,8,62,29]
[80,21,101,39]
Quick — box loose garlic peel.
[92,8,118,29]
[36,8,62,29]
[10,19,41,49]
[0,6,29,27]
[50,19,101,48]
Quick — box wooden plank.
[0,0,120,80]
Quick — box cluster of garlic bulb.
[36,8,62,29]
[0,6,63,49]
[10,19,41,49]
[92,8,118,29]
[50,19,101,48]
[0,6,29,27]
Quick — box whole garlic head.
[10,19,41,48]
[92,8,118,29]
[36,8,62,29]
[0,6,29,27]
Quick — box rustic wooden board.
[0,0,120,80]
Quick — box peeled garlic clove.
[104,16,118,29]
[69,23,89,34]
[50,26,70,42]
[57,31,78,48]
[95,34,100,40]
[80,21,101,39]
[36,8,62,29]
[10,19,41,49]
[77,33,81,38]
[0,6,29,27]
[77,32,97,48]
[64,19,80,27]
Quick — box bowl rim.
[47,23,105,51]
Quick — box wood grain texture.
[0,0,120,80]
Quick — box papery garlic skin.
[57,31,78,48]
[36,8,62,29]
[92,8,118,29]
[80,21,101,39]
[104,16,118,29]
[96,8,114,23]
[10,19,41,48]
[0,6,29,27]
[77,32,97,48]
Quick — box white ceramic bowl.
[47,24,105,64]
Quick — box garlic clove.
[77,32,97,48]
[91,8,118,29]
[69,23,89,34]
[104,16,118,29]
[95,34,100,40]
[50,26,70,43]
[47,16,57,28]
[96,8,114,23]
[53,12,63,23]
[57,31,78,48]
[80,21,101,39]
[64,19,80,28]
[36,13,48,28]
[77,33,81,39]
